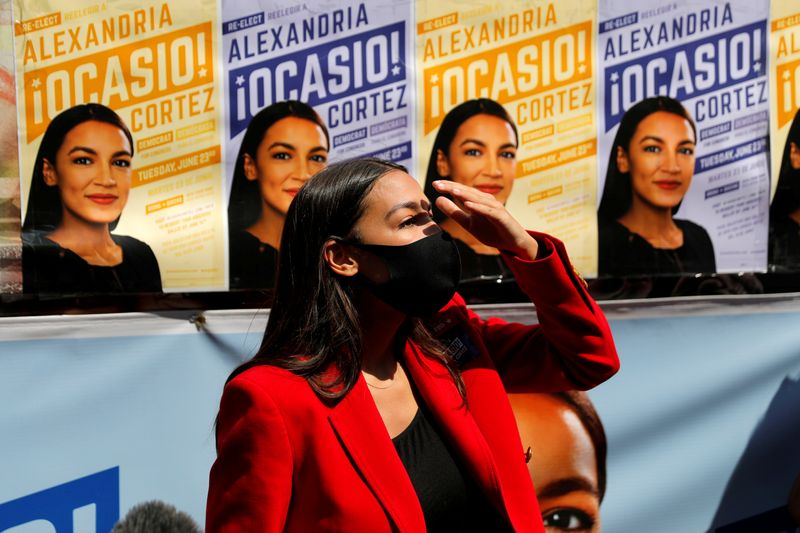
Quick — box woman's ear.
[435,148,450,178]
[790,142,800,170]
[243,153,258,182]
[616,146,630,173]
[42,159,57,186]
[322,239,359,277]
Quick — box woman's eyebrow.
[267,141,296,151]
[638,135,664,144]
[459,138,487,147]
[385,200,426,220]
[537,476,598,500]
[67,146,97,155]
[309,146,328,153]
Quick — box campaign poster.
[597,1,770,275]
[221,0,414,290]
[222,0,414,184]
[415,0,599,276]
[768,1,800,199]
[0,0,19,294]
[767,2,800,272]
[14,0,225,292]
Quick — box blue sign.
[0,467,119,533]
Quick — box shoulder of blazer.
[227,364,329,419]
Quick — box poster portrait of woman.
[423,98,523,300]
[769,108,800,273]
[21,103,162,295]
[227,100,329,290]
[597,96,716,277]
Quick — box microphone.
[111,500,202,533]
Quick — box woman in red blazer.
[206,158,619,532]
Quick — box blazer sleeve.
[206,374,293,533]
[469,231,620,392]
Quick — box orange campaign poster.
[14,0,225,293]
[415,0,598,277]
[768,1,800,272]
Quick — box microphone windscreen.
[111,500,202,533]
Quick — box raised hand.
[432,180,538,260]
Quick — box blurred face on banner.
[617,111,696,213]
[244,116,329,218]
[509,393,602,533]
[436,113,517,204]
[42,120,133,227]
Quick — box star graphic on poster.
[431,74,439,83]
[578,63,586,74]
[236,75,245,86]
[391,64,402,76]
[784,71,791,80]
[753,61,761,72]
[198,67,208,78]
[31,78,40,88]
[610,72,619,82]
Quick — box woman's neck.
[47,214,121,266]
[355,289,406,380]
[246,206,284,250]
[440,217,499,255]
[617,200,683,249]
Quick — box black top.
[598,218,717,276]
[392,404,511,532]
[22,231,162,294]
[452,237,526,304]
[228,229,278,290]
[768,216,800,272]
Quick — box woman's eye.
[500,150,517,159]
[310,154,328,163]
[73,157,92,165]
[542,508,594,531]
[679,147,695,156]
[399,212,432,228]
[464,148,481,157]
[643,145,660,153]
[273,152,291,160]
[113,159,131,168]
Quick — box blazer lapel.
[328,376,425,532]
[401,342,506,514]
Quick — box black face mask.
[351,231,461,317]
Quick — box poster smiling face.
[415,0,599,276]
[597,1,770,277]
[14,0,225,293]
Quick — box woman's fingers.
[462,199,502,219]
[433,180,538,259]
[433,179,497,208]
[435,195,471,227]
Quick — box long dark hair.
[227,100,329,235]
[554,391,608,503]
[22,103,134,233]
[598,96,697,221]
[423,98,518,222]
[770,109,800,222]
[228,158,463,400]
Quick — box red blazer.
[206,233,619,532]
